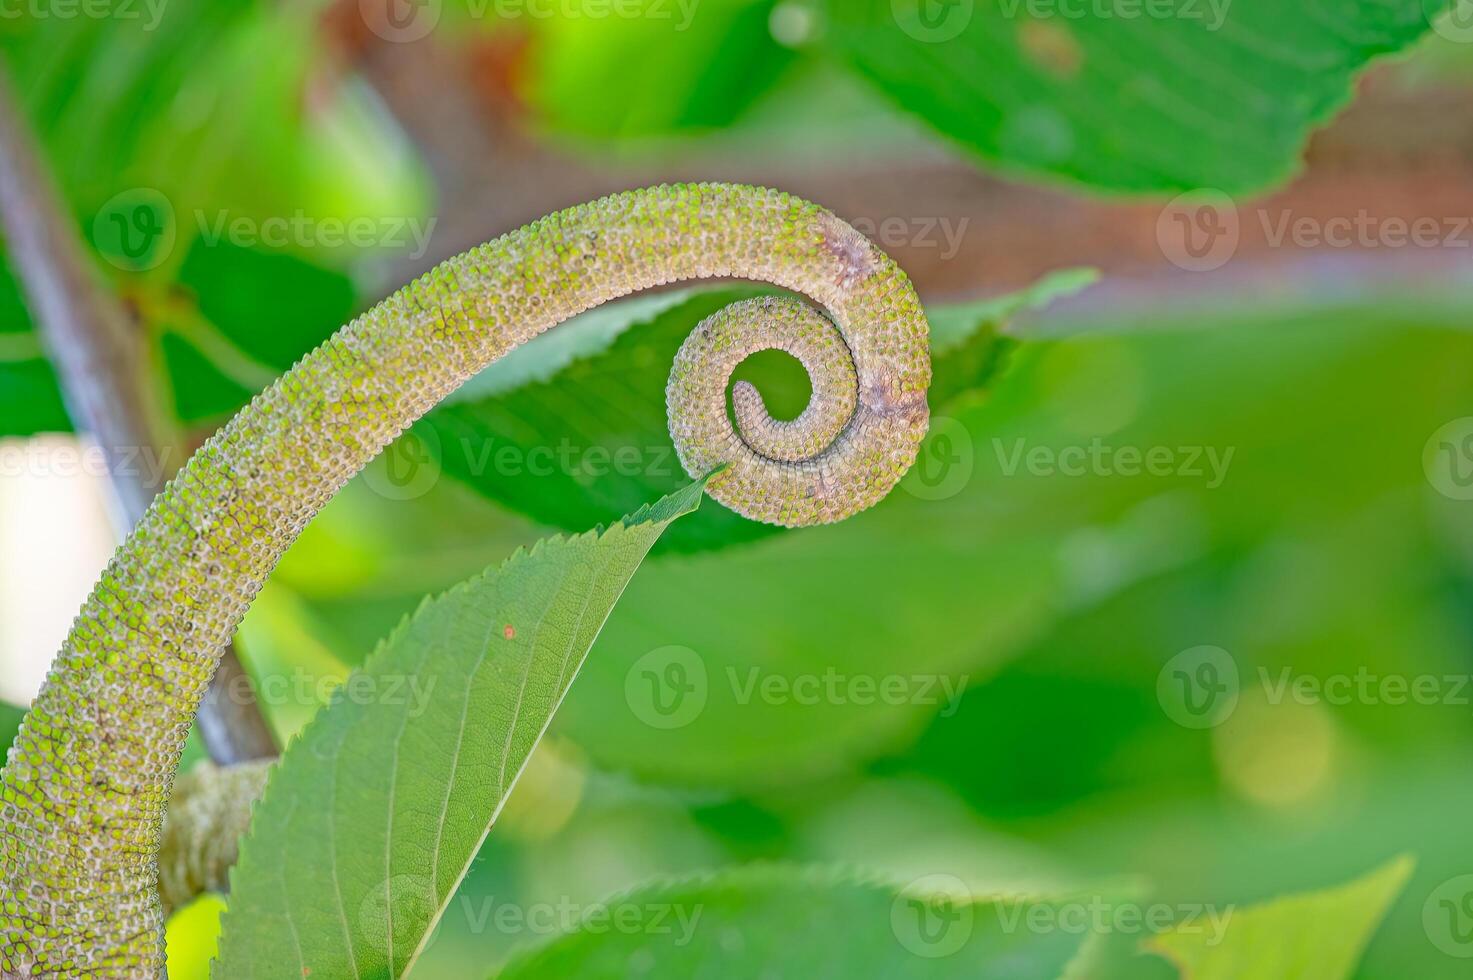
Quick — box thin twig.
[0,62,277,764]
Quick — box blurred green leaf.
[0,353,70,438]
[497,865,1093,979]
[825,0,1441,192]
[177,238,357,373]
[0,260,69,436]
[0,239,360,436]
[1,1,256,209]
[165,895,227,980]
[896,300,1473,818]
[929,268,1098,350]
[530,0,796,141]
[0,700,25,758]
[0,1,424,437]
[215,482,705,979]
[157,332,259,427]
[1146,856,1413,979]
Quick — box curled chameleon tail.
[0,183,930,977]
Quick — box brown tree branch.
[158,760,271,914]
[0,62,277,764]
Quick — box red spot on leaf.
[504,625,516,640]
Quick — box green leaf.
[557,504,1062,786]
[928,268,1099,350]
[427,272,1093,553]
[496,865,1092,979]
[930,267,1097,407]
[0,259,69,437]
[177,238,358,373]
[213,483,706,979]
[0,2,257,210]
[1145,856,1414,980]
[530,0,796,142]
[824,0,1440,193]
[0,701,26,759]
[157,332,260,427]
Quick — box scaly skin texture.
[0,183,929,977]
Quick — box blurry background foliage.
[2,0,1473,977]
